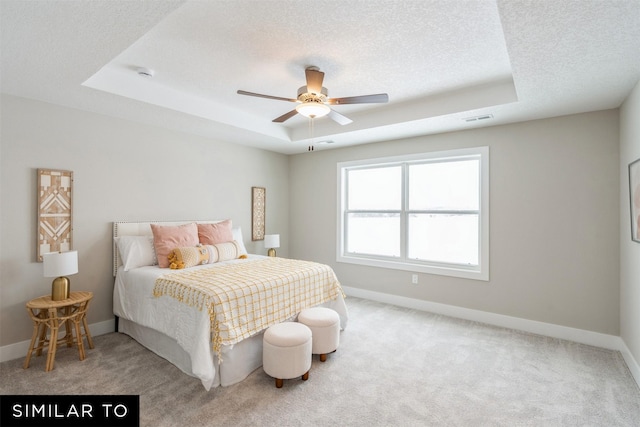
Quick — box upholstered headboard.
[112,220,225,276]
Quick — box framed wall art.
[629,157,640,243]
[37,169,73,261]
[252,186,266,241]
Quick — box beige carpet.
[1,297,639,426]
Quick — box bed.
[112,220,348,390]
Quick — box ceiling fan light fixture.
[237,66,387,124]
[296,102,330,119]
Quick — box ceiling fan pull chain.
[308,116,315,152]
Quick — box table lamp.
[264,234,280,257]
[43,250,78,300]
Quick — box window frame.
[336,146,489,281]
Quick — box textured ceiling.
[2,0,639,154]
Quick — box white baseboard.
[619,340,640,388]
[0,318,115,363]
[343,286,640,388]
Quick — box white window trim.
[336,146,489,281]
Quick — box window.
[337,147,489,280]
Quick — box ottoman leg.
[302,370,309,381]
[275,378,283,388]
[320,349,337,362]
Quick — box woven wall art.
[37,169,73,261]
[252,186,265,241]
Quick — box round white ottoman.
[263,322,312,388]
[298,307,340,362]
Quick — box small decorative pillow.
[168,241,247,269]
[210,241,246,263]
[168,245,211,269]
[198,220,233,245]
[151,223,199,268]
[115,235,158,271]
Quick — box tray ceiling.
[2,1,639,154]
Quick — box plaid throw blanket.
[153,257,344,360]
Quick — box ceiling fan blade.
[327,93,389,105]
[305,68,325,94]
[237,90,297,102]
[273,109,299,123]
[328,109,353,125]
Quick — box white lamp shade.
[43,251,78,277]
[264,234,280,249]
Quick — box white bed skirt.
[118,318,264,387]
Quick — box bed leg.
[114,315,119,332]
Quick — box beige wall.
[620,80,640,367]
[289,110,620,335]
[0,94,289,347]
[0,93,627,353]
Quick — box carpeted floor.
[1,297,639,426]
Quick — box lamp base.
[267,248,277,257]
[51,277,70,301]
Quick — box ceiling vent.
[136,67,155,78]
[463,114,493,122]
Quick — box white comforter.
[113,255,348,390]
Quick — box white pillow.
[116,235,158,271]
[231,227,248,256]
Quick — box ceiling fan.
[237,66,388,125]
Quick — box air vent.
[464,114,493,122]
[137,67,155,78]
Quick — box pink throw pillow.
[151,223,199,268]
[197,220,233,245]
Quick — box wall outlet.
[412,274,418,284]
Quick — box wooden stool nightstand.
[23,291,94,371]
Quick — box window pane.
[348,166,401,210]
[408,214,478,265]
[409,159,479,210]
[346,213,400,257]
